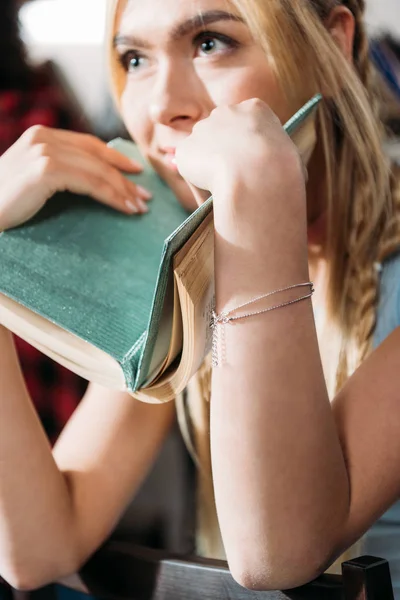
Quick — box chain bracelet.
[210,282,314,368]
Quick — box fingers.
[101,144,144,174]
[186,182,210,207]
[42,160,146,215]
[23,126,152,214]
[56,146,152,213]
[50,129,145,175]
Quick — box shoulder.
[374,250,400,348]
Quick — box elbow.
[227,545,333,591]
[0,553,82,591]
[223,512,346,590]
[1,569,51,592]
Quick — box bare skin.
[0,126,154,230]
[0,0,399,592]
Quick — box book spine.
[121,330,147,391]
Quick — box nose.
[149,61,210,130]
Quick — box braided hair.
[323,0,400,390]
[266,0,400,391]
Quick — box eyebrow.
[113,10,245,50]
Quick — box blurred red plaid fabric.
[0,63,87,155]
[1,64,88,443]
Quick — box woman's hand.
[175,98,306,213]
[0,126,152,231]
[176,98,311,313]
[175,98,308,298]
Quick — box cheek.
[210,64,291,124]
[120,86,152,145]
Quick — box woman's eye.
[119,51,147,73]
[199,38,219,54]
[195,33,238,57]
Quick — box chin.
[160,168,197,212]
[175,185,198,212]
[145,154,198,212]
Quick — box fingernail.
[137,197,149,213]
[125,200,138,213]
[131,160,143,169]
[136,185,152,200]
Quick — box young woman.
[0,0,399,594]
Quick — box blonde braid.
[382,165,400,261]
[331,3,400,557]
[334,0,400,391]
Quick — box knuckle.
[88,133,101,144]
[91,137,112,162]
[35,142,52,158]
[252,97,267,109]
[22,124,47,145]
[253,98,268,111]
[103,146,117,161]
[242,98,269,117]
[240,97,256,110]
[85,133,103,149]
[107,167,125,191]
[126,178,139,194]
[270,109,281,124]
[97,179,118,202]
[37,155,56,177]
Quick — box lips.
[160,147,178,171]
[161,146,176,155]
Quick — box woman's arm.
[176,99,400,590]
[210,181,350,590]
[211,254,400,589]
[0,126,171,588]
[0,326,174,590]
[0,122,178,589]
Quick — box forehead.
[117,0,241,34]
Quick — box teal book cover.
[0,94,321,398]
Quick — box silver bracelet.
[210,282,314,368]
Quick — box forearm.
[210,187,350,589]
[0,326,79,589]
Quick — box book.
[0,95,321,403]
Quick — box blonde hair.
[106,0,400,559]
[106,0,130,102]
[228,0,400,389]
